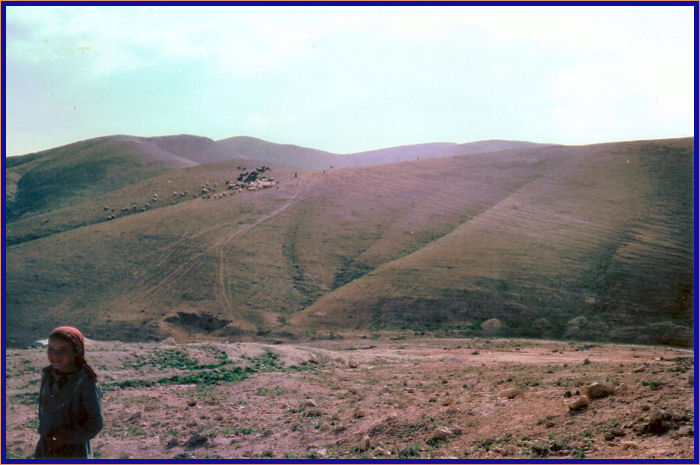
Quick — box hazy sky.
[4,4,695,156]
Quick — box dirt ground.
[4,336,695,460]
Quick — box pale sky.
[4,4,695,156]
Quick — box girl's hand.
[46,432,64,451]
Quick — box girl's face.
[47,337,76,373]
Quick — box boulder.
[604,428,626,441]
[585,382,613,399]
[430,427,452,441]
[568,396,589,412]
[185,432,208,449]
[646,411,674,434]
[429,425,462,442]
[499,388,525,399]
[448,425,463,436]
[354,435,371,452]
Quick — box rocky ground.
[4,336,695,460]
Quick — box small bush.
[398,443,422,458]
[641,380,663,390]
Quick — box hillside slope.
[5,135,205,222]
[291,139,694,346]
[4,137,694,347]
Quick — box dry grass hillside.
[292,139,694,346]
[4,136,694,348]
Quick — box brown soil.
[4,337,694,459]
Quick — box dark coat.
[35,366,103,459]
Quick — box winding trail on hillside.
[125,175,316,316]
[214,174,318,317]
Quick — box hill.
[4,135,206,222]
[216,136,552,170]
[3,136,694,347]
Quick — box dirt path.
[215,177,312,315]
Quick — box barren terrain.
[5,336,695,459]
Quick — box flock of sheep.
[103,166,277,220]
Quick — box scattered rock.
[621,441,638,450]
[303,400,318,408]
[305,409,323,417]
[185,433,208,450]
[165,438,179,449]
[126,411,142,423]
[430,426,454,441]
[353,409,366,419]
[499,388,524,399]
[688,374,694,387]
[633,365,647,373]
[674,426,694,437]
[348,358,359,369]
[604,428,626,441]
[187,400,197,407]
[354,435,371,452]
[585,382,614,399]
[568,395,589,412]
[373,446,391,457]
[646,411,674,435]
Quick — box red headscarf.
[49,326,98,382]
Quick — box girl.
[35,326,103,459]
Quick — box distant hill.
[5,135,203,222]
[216,136,553,170]
[4,135,694,348]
